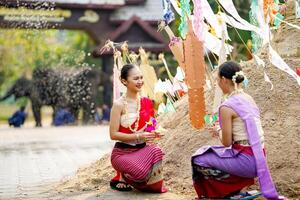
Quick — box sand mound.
[57,61,300,199]
[57,2,300,198]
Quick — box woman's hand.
[153,131,164,138]
[140,132,156,144]
[207,125,220,138]
[155,126,166,138]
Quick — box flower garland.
[122,93,141,132]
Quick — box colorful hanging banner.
[250,0,265,52]
[168,1,233,56]
[178,0,191,38]
[192,0,204,41]
[162,0,175,24]
[183,20,206,129]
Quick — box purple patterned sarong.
[192,94,284,199]
[221,95,282,199]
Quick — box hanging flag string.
[271,13,300,30]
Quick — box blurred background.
[0,0,256,127]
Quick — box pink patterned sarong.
[110,97,166,193]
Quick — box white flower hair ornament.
[232,71,246,89]
[232,71,245,83]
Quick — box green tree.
[0,29,97,93]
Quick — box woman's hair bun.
[235,74,244,83]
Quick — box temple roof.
[93,15,168,56]
[110,0,163,22]
[1,0,162,21]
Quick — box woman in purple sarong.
[192,61,283,199]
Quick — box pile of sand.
[57,2,300,199]
[57,59,300,200]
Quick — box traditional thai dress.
[110,97,167,193]
[192,94,282,199]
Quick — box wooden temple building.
[0,0,169,106]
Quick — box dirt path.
[0,125,113,199]
[45,189,193,200]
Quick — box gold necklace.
[226,89,244,99]
[123,94,141,132]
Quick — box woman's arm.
[219,106,234,147]
[109,101,156,143]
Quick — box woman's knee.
[192,153,216,168]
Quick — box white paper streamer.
[218,3,268,43]
[269,45,300,85]
[218,0,254,27]
[175,66,185,81]
[158,103,166,115]
[169,0,182,17]
[204,29,233,56]
[205,79,212,90]
[201,0,230,40]
[165,79,175,96]
[253,54,266,68]
[264,71,274,90]
[173,77,188,92]
[154,79,166,93]
[219,12,263,36]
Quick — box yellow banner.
[0,7,71,18]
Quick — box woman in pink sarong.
[109,64,167,193]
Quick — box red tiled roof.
[93,16,168,56]
[110,16,164,43]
